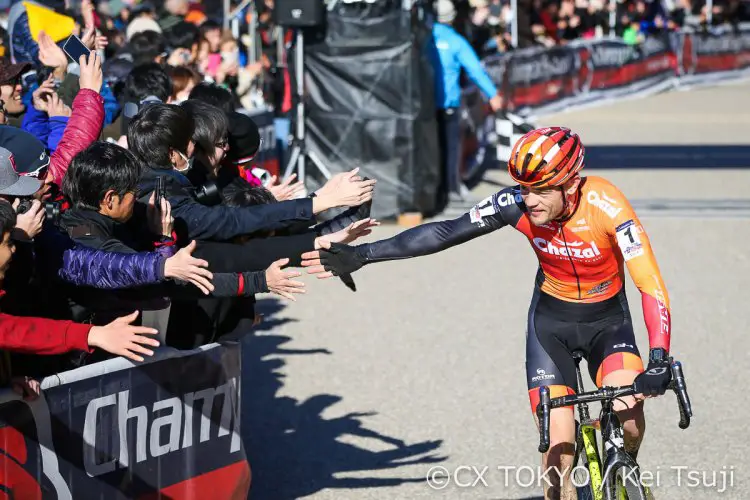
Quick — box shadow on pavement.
[242,298,446,499]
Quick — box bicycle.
[536,351,693,500]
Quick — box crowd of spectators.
[448,0,750,55]
[0,0,379,399]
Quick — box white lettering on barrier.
[83,377,240,477]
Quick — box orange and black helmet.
[507,127,585,188]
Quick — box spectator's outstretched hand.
[312,168,376,213]
[88,311,160,362]
[267,173,305,201]
[78,53,102,93]
[316,218,379,247]
[265,258,306,301]
[38,31,68,71]
[164,240,215,295]
[81,24,109,53]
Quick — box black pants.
[436,107,461,195]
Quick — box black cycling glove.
[633,349,672,396]
[320,242,367,277]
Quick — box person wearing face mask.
[179,99,229,184]
[129,103,376,246]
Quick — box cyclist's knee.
[533,406,576,462]
[548,407,576,449]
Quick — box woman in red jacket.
[0,200,160,398]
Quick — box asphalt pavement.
[242,81,750,500]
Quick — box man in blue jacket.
[428,0,503,204]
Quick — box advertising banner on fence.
[0,343,249,499]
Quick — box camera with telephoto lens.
[193,180,221,206]
[17,198,62,225]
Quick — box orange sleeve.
[593,183,671,352]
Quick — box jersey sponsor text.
[532,237,602,259]
[587,190,622,218]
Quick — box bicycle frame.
[537,354,692,500]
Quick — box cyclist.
[301,127,673,499]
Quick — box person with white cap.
[429,0,503,204]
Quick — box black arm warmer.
[358,212,505,263]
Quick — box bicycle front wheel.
[603,467,650,500]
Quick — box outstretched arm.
[302,189,522,277]
[357,212,500,263]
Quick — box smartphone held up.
[62,35,91,63]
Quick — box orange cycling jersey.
[356,175,671,352]
[512,176,671,351]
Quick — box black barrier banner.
[676,25,750,82]
[469,23,750,117]
[0,343,249,499]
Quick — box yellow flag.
[24,1,75,42]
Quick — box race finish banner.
[460,23,750,176]
[0,342,250,499]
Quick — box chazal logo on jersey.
[587,190,622,218]
[615,219,644,261]
[497,190,523,207]
[533,237,602,260]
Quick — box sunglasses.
[21,159,50,180]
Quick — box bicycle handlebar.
[536,359,692,453]
[669,361,693,429]
[538,386,551,453]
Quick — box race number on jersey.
[615,220,644,261]
[469,195,498,227]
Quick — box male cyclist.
[301,127,672,499]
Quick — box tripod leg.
[299,150,306,188]
[284,145,301,179]
[307,150,333,180]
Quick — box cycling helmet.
[507,127,585,188]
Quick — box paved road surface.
[242,83,750,499]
